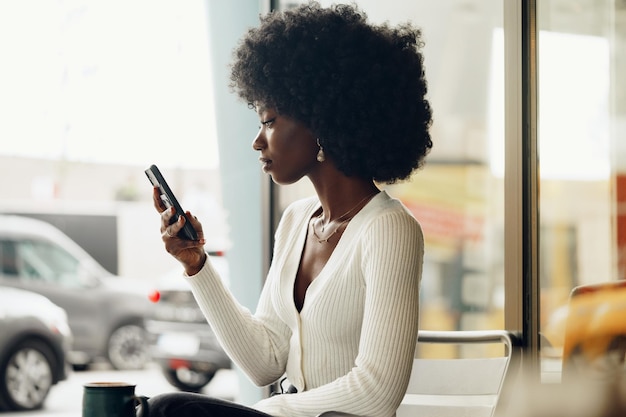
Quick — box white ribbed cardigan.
[186,191,423,417]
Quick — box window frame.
[504,0,540,375]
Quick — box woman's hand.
[152,186,207,276]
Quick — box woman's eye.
[260,118,276,128]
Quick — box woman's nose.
[252,129,265,151]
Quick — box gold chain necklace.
[310,192,377,244]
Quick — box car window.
[0,240,19,276]
[15,239,83,287]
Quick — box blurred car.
[0,214,155,370]
[0,286,71,411]
[146,252,231,392]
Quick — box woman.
[149,2,432,416]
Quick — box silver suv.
[0,215,155,370]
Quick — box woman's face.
[252,106,319,185]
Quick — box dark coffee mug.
[82,382,148,417]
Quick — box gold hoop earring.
[316,138,326,162]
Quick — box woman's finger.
[163,224,177,239]
[152,187,167,213]
[185,211,204,241]
[160,207,178,234]
[161,215,184,241]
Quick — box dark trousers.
[146,392,274,417]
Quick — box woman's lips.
[259,157,272,172]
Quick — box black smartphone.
[145,164,198,240]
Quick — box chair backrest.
[561,280,626,382]
[316,330,522,417]
[397,330,522,417]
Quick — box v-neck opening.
[292,191,385,315]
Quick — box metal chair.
[318,329,522,417]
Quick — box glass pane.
[277,0,506,334]
[0,0,227,276]
[538,0,624,382]
[0,1,233,391]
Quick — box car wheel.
[0,339,55,411]
[107,323,150,370]
[162,367,216,392]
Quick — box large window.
[278,0,508,334]
[0,0,227,279]
[275,1,626,380]
[537,0,625,382]
[0,0,217,168]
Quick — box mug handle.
[133,395,149,417]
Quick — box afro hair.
[230,1,433,183]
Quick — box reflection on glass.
[538,0,623,382]
[386,1,506,334]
